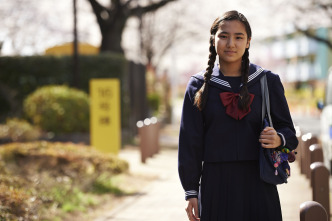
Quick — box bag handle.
[260,74,273,128]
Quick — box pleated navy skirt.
[199,160,282,221]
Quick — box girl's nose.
[226,38,234,47]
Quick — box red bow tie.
[219,92,255,120]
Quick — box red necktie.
[219,92,255,120]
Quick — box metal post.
[303,135,318,178]
[150,117,160,155]
[310,144,324,164]
[308,143,323,181]
[301,133,311,176]
[299,134,305,174]
[310,144,324,187]
[300,201,328,221]
[296,127,303,172]
[310,162,330,219]
[73,0,79,87]
[137,120,149,163]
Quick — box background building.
[255,27,332,84]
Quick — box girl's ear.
[211,35,215,46]
[246,37,251,49]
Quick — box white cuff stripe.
[185,190,198,196]
[277,132,286,147]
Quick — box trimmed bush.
[0,118,41,142]
[23,85,89,134]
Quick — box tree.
[0,0,93,56]
[138,3,199,70]
[0,0,44,55]
[293,0,332,49]
[86,0,177,54]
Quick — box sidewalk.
[95,124,313,221]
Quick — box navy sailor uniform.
[178,63,298,221]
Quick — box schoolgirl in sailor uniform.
[178,11,298,221]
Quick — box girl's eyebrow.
[218,31,245,36]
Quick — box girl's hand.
[185,198,200,221]
[259,126,282,148]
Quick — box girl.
[178,10,298,221]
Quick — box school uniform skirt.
[199,160,282,221]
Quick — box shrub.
[0,118,41,142]
[23,85,89,134]
[147,92,161,115]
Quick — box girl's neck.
[218,61,242,77]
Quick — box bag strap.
[260,74,273,128]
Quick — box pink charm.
[274,163,278,168]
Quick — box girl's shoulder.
[184,71,205,94]
[191,70,205,82]
[250,63,280,82]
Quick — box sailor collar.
[192,63,265,92]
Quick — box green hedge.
[0,54,130,129]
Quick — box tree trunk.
[100,17,127,53]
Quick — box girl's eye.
[220,35,227,39]
[236,37,243,40]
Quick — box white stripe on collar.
[211,77,231,88]
[201,65,265,88]
[198,71,232,88]
[248,67,264,82]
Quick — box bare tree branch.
[86,0,107,30]
[123,0,135,8]
[129,0,176,16]
[296,27,332,49]
[318,3,332,10]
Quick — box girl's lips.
[224,51,237,56]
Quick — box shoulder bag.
[259,74,291,185]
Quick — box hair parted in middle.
[194,10,252,112]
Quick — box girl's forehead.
[218,20,246,32]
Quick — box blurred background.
[1,0,331,126]
[0,0,331,220]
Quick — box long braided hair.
[194,11,252,112]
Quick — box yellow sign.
[90,79,121,154]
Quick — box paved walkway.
[95,124,314,221]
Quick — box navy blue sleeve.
[267,73,299,150]
[178,76,205,200]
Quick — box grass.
[0,141,129,220]
[92,173,126,195]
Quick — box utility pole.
[73,0,79,88]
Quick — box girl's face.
[214,20,251,67]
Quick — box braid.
[194,38,217,111]
[238,49,250,111]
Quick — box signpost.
[90,79,121,154]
